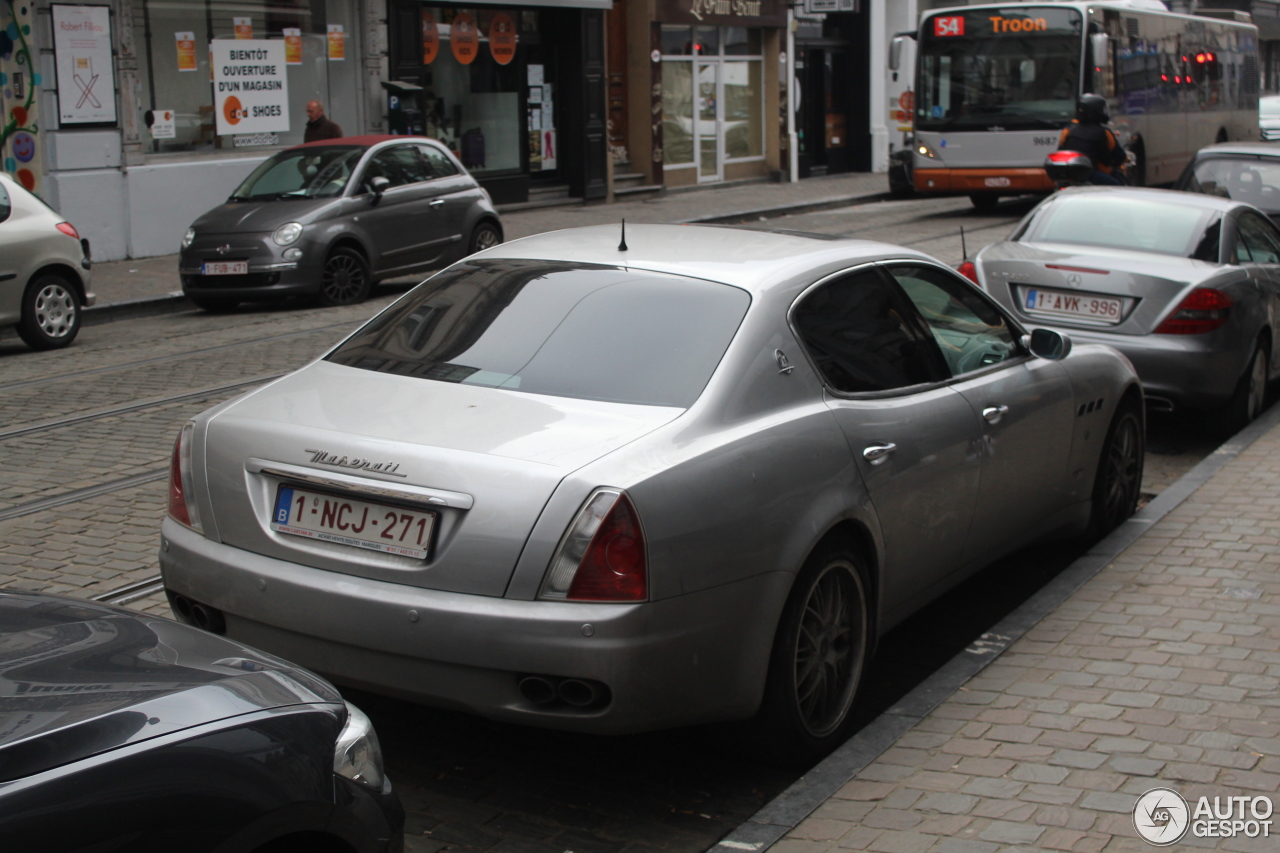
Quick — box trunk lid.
[202,361,682,596]
[978,241,1235,335]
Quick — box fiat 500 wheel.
[319,247,372,306]
[468,222,502,255]
[18,274,81,350]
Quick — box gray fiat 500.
[179,135,502,311]
[160,225,1142,760]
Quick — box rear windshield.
[1186,157,1280,215]
[1023,195,1221,259]
[326,260,751,407]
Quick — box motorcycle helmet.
[1076,93,1109,123]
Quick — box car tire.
[17,273,81,350]
[755,539,870,765]
[1088,398,1144,539]
[1218,341,1269,436]
[188,293,240,312]
[969,192,999,211]
[468,221,502,255]
[319,246,372,306]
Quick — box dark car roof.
[0,591,340,781]
[1191,142,1280,160]
[292,134,435,150]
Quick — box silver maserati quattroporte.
[160,224,1143,758]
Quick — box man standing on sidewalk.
[304,101,343,142]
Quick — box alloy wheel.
[1101,412,1142,527]
[792,561,866,738]
[472,225,501,253]
[1246,348,1267,422]
[33,283,77,340]
[322,253,367,305]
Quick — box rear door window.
[791,268,945,393]
[1235,211,1280,264]
[419,145,459,178]
[327,260,750,407]
[884,264,1020,377]
[361,145,430,190]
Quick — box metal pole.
[787,5,798,182]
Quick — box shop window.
[418,7,526,175]
[130,0,353,155]
[723,61,762,159]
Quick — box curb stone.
[708,398,1280,853]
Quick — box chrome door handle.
[429,199,446,207]
[983,404,1009,423]
[863,443,897,464]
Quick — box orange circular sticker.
[489,13,516,66]
[898,90,915,114]
[223,95,244,126]
[451,12,479,65]
[422,11,439,65]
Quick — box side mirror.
[1024,328,1073,360]
[889,36,905,72]
[1090,33,1111,72]
[369,176,391,197]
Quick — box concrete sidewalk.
[716,411,1280,853]
[84,172,889,312]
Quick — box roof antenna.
[618,219,628,252]
[960,225,968,260]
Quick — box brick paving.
[771,422,1280,853]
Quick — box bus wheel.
[969,193,999,211]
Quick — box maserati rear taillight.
[167,423,203,532]
[958,261,979,284]
[539,489,647,602]
[1155,288,1232,335]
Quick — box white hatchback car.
[0,172,94,350]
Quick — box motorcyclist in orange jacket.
[1058,94,1127,185]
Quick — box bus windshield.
[917,7,1083,132]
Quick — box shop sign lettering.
[689,0,763,20]
[212,39,289,135]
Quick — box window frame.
[786,259,1032,400]
[1233,209,1280,265]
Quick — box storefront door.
[697,61,722,182]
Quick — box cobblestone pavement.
[773,421,1280,853]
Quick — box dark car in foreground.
[971,186,1280,431]
[179,135,502,311]
[0,591,402,852]
[1174,141,1280,225]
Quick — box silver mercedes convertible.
[160,224,1142,758]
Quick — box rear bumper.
[159,518,787,734]
[915,167,1054,194]
[1024,323,1246,410]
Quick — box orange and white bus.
[894,1,1258,209]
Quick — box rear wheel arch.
[29,263,86,304]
